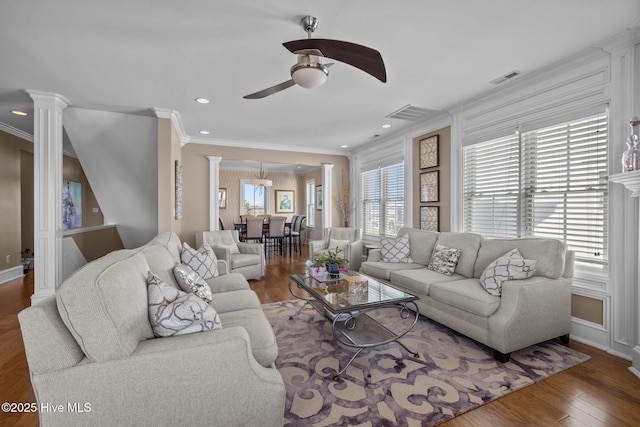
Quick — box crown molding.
[151,108,190,146]
[0,121,33,142]
[187,135,347,156]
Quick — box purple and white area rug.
[262,299,590,427]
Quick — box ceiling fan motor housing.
[290,54,329,89]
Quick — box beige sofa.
[18,232,285,427]
[360,227,574,361]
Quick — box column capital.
[25,89,71,108]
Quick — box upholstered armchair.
[309,227,363,272]
[196,230,265,280]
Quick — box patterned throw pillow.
[147,272,222,337]
[173,263,213,303]
[181,242,218,279]
[427,244,462,276]
[480,249,537,296]
[380,235,413,263]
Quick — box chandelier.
[249,162,272,187]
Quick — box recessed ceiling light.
[341,145,348,148]
[199,130,210,135]
[195,98,210,104]
[382,124,391,128]
[11,110,28,116]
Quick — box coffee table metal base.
[289,280,420,381]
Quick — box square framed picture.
[218,188,227,209]
[275,190,295,213]
[420,206,439,231]
[316,185,323,210]
[420,135,439,169]
[420,171,439,203]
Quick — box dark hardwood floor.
[1,246,638,426]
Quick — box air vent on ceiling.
[386,104,437,121]
[489,70,522,85]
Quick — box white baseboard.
[0,265,25,285]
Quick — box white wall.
[63,108,158,248]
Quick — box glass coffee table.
[289,271,420,381]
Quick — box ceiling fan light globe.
[291,65,328,89]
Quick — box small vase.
[622,120,640,172]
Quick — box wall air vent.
[489,70,522,85]
[386,104,437,121]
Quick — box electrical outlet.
[5,255,10,264]
[92,208,99,213]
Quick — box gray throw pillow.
[181,242,218,279]
[427,244,462,276]
[147,272,221,338]
[173,263,213,303]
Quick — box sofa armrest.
[347,241,363,271]
[31,327,285,427]
[488,276,572,354]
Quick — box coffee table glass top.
[289,272,417,313]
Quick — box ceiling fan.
[243,15,387,99]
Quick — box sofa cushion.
[429,279,501,317]
[427,244,462,276]
[56,250,154,362]
[396,227,439,265]
[140,244,180,289]
[360,261,424,281]
[231,253,262,269]
[174,263,213,303]
[435,232,483,277]
[328,239,351,254]
[380,235,413,263]
[208,289,262,314]
[147,272,222,337]
[218,309,278,367]
[390,268,466,296]
[181,242,219,279]
[206,273,251,293]
[474,238,566,279]
[479,249,536,296]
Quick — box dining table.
[234,221,293,255]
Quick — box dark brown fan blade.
[283,38,386,83]
[243,79,296,99]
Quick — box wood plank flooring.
[1,246,638,426]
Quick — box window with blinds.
[463,112,608,264]
[361,162,405,238]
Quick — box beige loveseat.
[360,227,574,361]
[18,232,285,427]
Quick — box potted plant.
[312,246,349,278]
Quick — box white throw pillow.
[147,272,221,338]
[380,235,413,263]
[480,249,536,296]
[173,263,213,303]
[181,242,218,279]
[427,244,462,276]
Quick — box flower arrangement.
[312,246,349,275]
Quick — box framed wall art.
[63,180,82,230]
[316,185,323,210]
[420,206,439,231]
[419,134,439,169]
[420,170,439,203]
[275,190,295,213]
[219,188,227,209]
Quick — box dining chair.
[288,215,305,254]
[245,218,265,244]
[264,216,286,257]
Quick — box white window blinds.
[361,162,405,238]
[463,112,608,264]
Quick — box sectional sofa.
[360,227,574,361]
[18,232,285,427]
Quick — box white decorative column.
[207,156,222,231]
[321,163,334,229]
[27,90,70,305]
[609,170,640,379]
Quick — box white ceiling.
[1,0,639,154]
